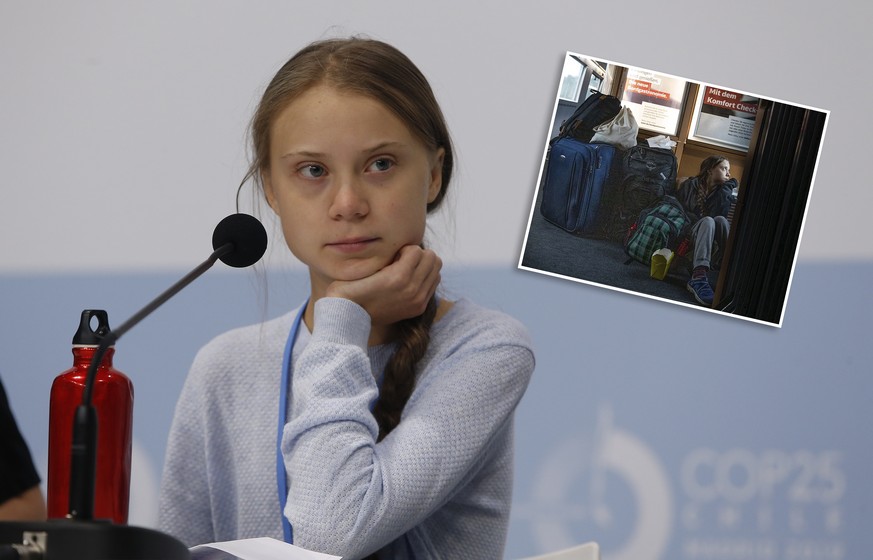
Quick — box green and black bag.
[624,195,690,266]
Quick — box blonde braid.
[371,295,438,442]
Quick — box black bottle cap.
[72,310,112,346]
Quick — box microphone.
[68,213,267,521]
[212,212,269,268]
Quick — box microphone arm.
[79,242,232,408]
[68,213,266,520]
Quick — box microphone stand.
[68,242,233,521]
[1,214,266,559]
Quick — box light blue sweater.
[158,297,534,559]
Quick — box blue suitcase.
[539,138,617,235]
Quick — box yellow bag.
[650,248,674,280]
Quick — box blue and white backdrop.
[2,3,871,559]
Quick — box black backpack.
[601,144,678,241]
[552,93,622,145]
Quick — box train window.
[558,55,585,103]
[558,54,607,104]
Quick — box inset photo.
[518,53,828,327]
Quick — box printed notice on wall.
[621,68,688,136]
[692,86,760,150]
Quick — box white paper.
[190,537,341,560]
[646,134,676,149]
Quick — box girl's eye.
[299,164,326,179]
[368,158,394,173]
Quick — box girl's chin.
[322,258,392,283]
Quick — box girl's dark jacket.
[671,176,738,224]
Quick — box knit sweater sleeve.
[282,297,534,558]
[158,344,217,546]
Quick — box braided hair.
[694,155,728,217]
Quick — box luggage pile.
[539,92,684,277]
[541,95,677,237]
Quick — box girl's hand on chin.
[326,245,442,325]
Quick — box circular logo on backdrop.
[520,404,672,560]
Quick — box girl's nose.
[329,178,369,219]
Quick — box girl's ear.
[262,169,279,213]
[427,147,445,204]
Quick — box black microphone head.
[212,213,268,268]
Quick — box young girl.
[675,155,737,306]
[157,38,534,560]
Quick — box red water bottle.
[47,309,134,524]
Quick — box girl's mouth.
[327,237,380,253]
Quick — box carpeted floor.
[519,186,719,308]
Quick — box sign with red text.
[691,86,760,150]
[621,68,688,136]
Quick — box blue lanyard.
[276,301,308,544]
